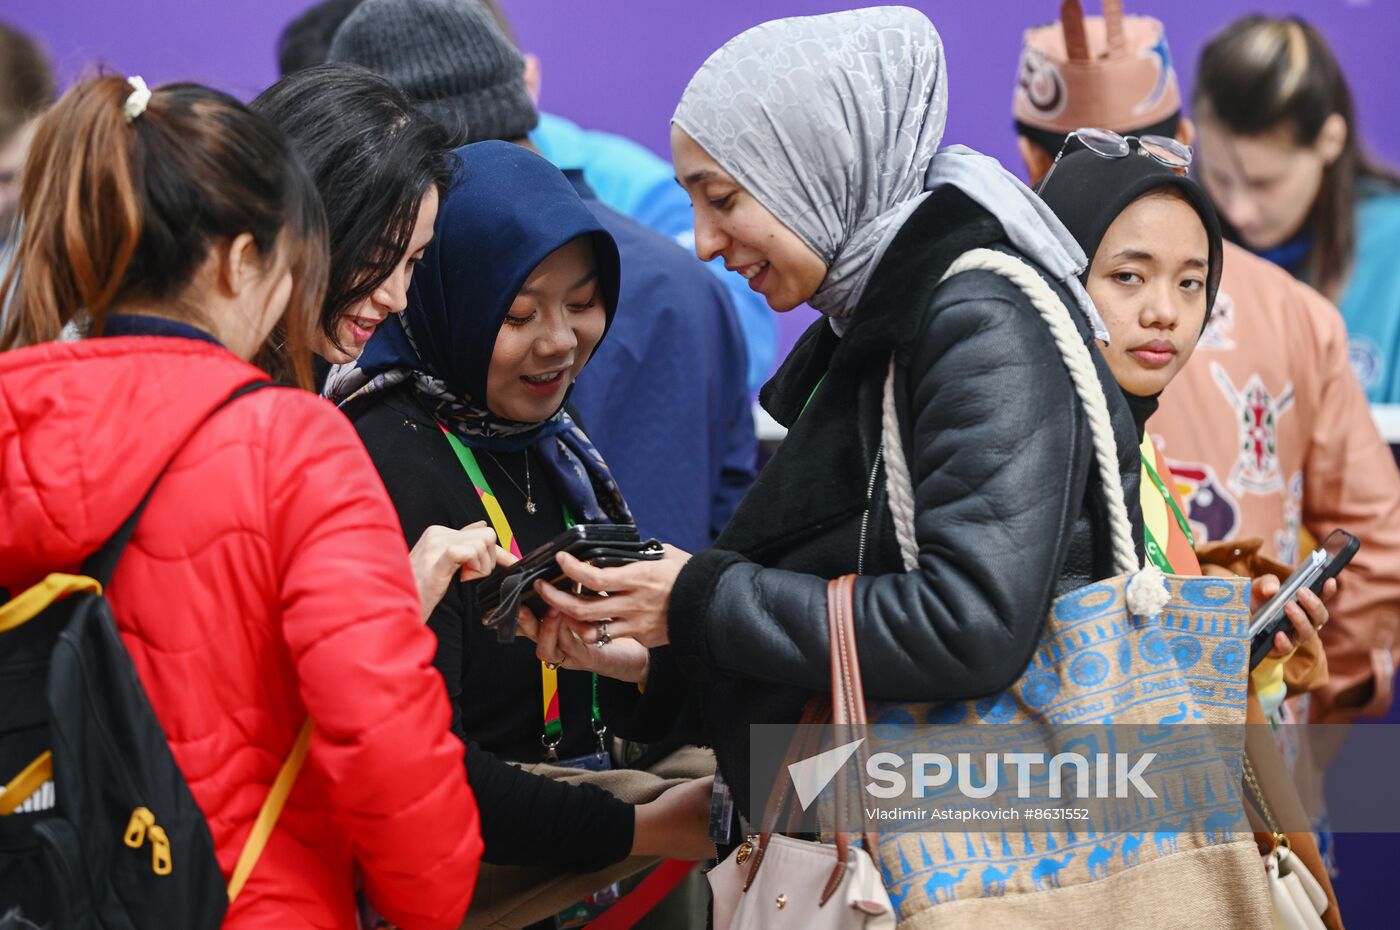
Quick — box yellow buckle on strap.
[0,751,54,816]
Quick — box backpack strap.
[82,380,278,586]
[227,717,313,903]
[67,378,314,901]
[0,574,103,634]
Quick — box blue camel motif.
[1203,808,1242,843]
[1086,839,1119,879]
[1032,853,1075,890]
[924,867,970,904]
[1121,832,1145,866]
[1154,818,1191,854]
[887,879,915,916]
[980,864,1017,897]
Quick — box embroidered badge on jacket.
[1211,362,1295,496]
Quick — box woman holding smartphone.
[535,7,1146,822]
[332,140,713,881]
[1034,138,1333,666]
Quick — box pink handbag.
[706,576,895,930]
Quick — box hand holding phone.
[476,525,664,641]
[1248,529,1358,669]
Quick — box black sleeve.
[465,741,634,870]
[669,274,1092,701]
[597,647,688,744]
[353,406,471,736]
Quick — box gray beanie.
[328,0,538,145]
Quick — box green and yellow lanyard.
[1139,445,1195,574]
[440,426,604,762]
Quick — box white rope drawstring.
[881,248,1138,578]
[881,356,920,572]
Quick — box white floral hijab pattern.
[672,5,1108,338]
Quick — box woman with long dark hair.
[1194,15,1400,400]
[253,64,449,375]
[253,64,506,617]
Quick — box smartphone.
[1248,550,1326,670]
[477,525,641,615]
[1309,529,1360,597]
[477,524,663,641]
[1247,528,1360,669]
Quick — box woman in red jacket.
[0,76,482,929]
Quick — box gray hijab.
[672,5,1108,339]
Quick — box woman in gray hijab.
[537,5,1142,820]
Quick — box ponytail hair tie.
[122,76,151,122]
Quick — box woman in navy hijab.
[335,141,713,880]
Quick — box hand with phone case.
[408,521,517,622]
[477,525,665,641]
[534,545,694,650]
[1248,529,1356,669]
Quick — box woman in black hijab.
[1038,136,1330,657]
[1037,139,1223,442]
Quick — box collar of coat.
[714,189,1007,564]
[761,187,1006,427]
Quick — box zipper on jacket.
[857,444,884,575]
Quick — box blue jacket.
[565,171,758,552]
[1337,189,1400,401]
[533,112,777,391]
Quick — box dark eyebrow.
[679,168,717,187]
[568,268,599,291]
[519,268,598,298]
[1108,249,1208,269]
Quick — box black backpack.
[0,381,309,929]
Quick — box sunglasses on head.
[1036,127,1193,194]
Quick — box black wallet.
[477,524,664,641]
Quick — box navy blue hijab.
[345,141,630,523]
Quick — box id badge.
[554,750,612,772]
[554,882,622,927]
[709,769,735,845]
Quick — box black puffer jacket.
[666,189,1144,816]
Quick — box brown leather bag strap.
[754,699,829,836]
[746,698,829,891]
[827,575,865,727]
[747,575,880,905]
[826,575,880,860]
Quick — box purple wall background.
[6,1,1399,923]
[8,0,1400,364]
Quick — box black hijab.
[1037,144,1223,433]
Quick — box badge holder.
[540,581,623,926]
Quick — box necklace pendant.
[526,500,538,515]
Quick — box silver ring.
[598,621,611,647]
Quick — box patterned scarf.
[328,141,630,525]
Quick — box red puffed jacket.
[0,336,482,929]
